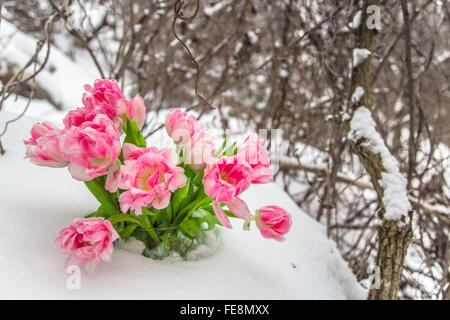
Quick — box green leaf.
[115,221,125,233]
[123,115,146,148]
[119,224,139,240]
[136,214,151,228]
[175,196,212,225]
[166,204,173,223]
[142,207,160,225]
[136,215,160,244]
[178,194,204,217]
[84,178,120,216]
[108,213,143,226]
[224,209,238,218]
[219,141,237,157]
[178,218,201,239]
[84,211,97,218]
[172,179,190,214]
[96,205,113,218]
[192,170,204,187]
[214,139,228,157]
[196,208,219,231]
[201,206,236,228]
[108,213,160,244]
[183,166,197,179]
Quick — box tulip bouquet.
[24,79,292,269]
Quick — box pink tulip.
[63,106,92,129]
[24,122,68,168]
[107,142,168,193]
[63,104,117,129]
[182,132,216,171]
[203,156,252,228]
[64,79,146,129]
[61,114,121,181]
[122,142,140,160]
[237,133,273,183]
[64,79,125,128]
[211,196,251,229]
[212,202,232,229]
[122,142,155,161]
[105,160,121,193]
[225,197,250,220]
[203,156,252,203]
[125,95,146,129]
[255,205,292,242]
[55,217,119,266]
[122,142,182,163]
[82,79,125,110]
[118,145,187,215]
[165,109,216,170]
[165,109,203,144]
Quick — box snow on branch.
[349,106,411,222]
[351,86,365,103]
[353,48,372,67]
[350,10,362,29]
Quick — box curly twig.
[172,0,214,110]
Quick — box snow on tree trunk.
[346,0,413,300]
[349,106,411,222]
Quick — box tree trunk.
[444,283,450,300]
[348,0,413,300]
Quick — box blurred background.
[0,0,449,299]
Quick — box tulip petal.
[226,197,250,220]
[212,202,232,229]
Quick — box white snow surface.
[349,106,410,221]
[0,110,366,300]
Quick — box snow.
[247,31,258,45]
[351,11,362,29]
[0,109,366,299]
[279,68,289,78]
[351,86,365,103]
[353,48,372,67]
[349,106,411,222]
[342,112,351,121]
[0,20,97,109]
[204,2,225,16]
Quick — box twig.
[401,0,417,190]
[0,0,3,30]
[172,0,215,110]
[279,161,450,225]
[0,89,34,138]
[0,12,56,112]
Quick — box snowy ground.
[0,108,366,299]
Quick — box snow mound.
[0,111,366,299]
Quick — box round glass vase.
[142,227,222,260]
